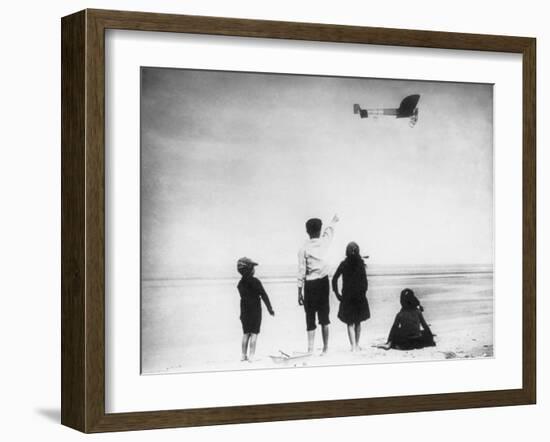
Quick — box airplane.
[353,94,420,127]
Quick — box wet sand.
[141,270,493,374]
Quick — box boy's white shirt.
[297,220,336,288]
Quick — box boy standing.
[237,257,275,362]
[298,214,339,354]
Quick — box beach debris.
[269,350,311,364]
[441,351,457,359]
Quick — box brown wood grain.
[61,10,86,432]
[522,38,536,402]
[61,9,537,433]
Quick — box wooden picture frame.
[61,9,536,433]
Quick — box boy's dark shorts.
[303,276,330,331]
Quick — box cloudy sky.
[141,68,493,279]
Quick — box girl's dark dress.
[387,309,435,350]
[237,275,273,334]
[331,257,370,325]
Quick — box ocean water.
[141,265,493,374]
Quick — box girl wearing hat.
[236,257,275,362]
[331,242,371,352]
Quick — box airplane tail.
[353,104,369,118]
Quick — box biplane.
[353,94,420,127]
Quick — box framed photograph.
[61,9,536,433]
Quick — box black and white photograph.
[3,0,546,438]
[140,67,494,375]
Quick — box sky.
[141,68,493,279]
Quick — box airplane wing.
[354,94,420,126]
[396,94,421,118]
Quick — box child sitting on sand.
[237,257,275,362]
[380,288,435,350]
[331,242,370,352]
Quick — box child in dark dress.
[380,288,435,350]
[331,242,370,352]
[236,257,275,362]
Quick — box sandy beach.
[141,267,493,374]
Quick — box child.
[237,257,274,362]
[331,242,370,352]
[400,287,424,312]
[297,214,339,354]
[381,288,435,350]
